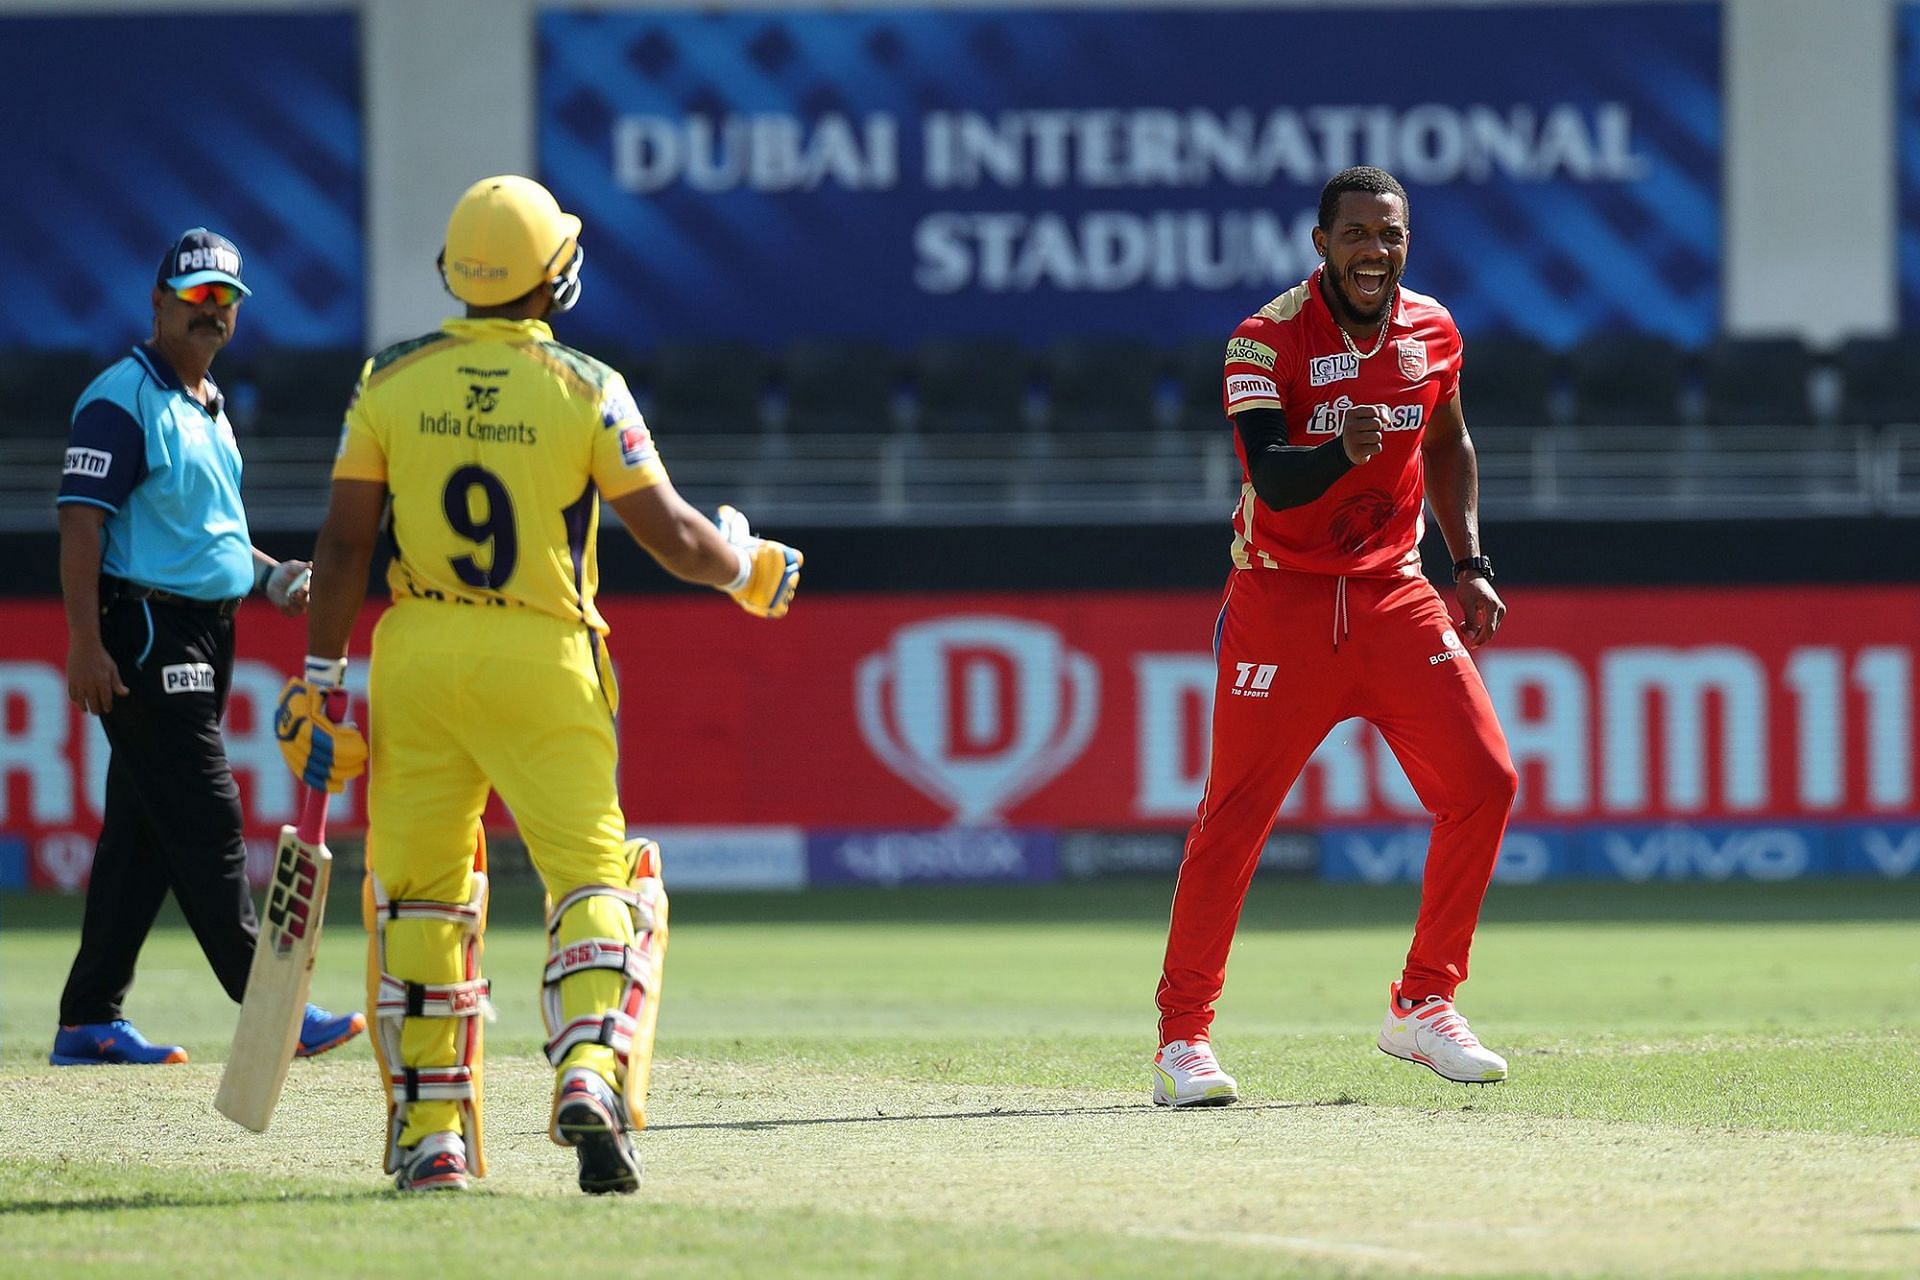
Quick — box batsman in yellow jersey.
[273,176,802,1194]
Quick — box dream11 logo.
[856,617,1100,823]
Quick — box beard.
[1323,260,1399,328]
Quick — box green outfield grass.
[2,876,1917,1279]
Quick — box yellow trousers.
[366,601,634,1145]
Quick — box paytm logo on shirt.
[64,448,112,478]
[162,663,216,694]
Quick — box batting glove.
[715,505,803,620]
[275,658,367,792]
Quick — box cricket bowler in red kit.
[1152,167,1518,1106]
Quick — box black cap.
[156,228,252,296]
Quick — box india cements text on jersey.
[333,317,667,634]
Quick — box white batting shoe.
[392,1131,469,1192]
[1377,982,1508,1084]
[553,1066,641,1195]
[1151,1038,1239,1107]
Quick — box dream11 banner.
[539,4,1720,351]
[1,586,1917,889]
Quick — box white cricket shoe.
[1376,982,1508,1084]
[393,1130,469,1192]
[1151,1038,1239,1107]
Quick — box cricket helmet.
[439,175,584,310]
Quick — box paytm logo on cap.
[177,245,241,277]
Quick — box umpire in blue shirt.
[50,228,365,1066]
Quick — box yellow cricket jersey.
[333,316,667,634]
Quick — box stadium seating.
[1169,335,1228,434]
[910,336,1032,434]
[246,347,367,438]
[0,333,1907,526]
[779,339,903,435]
[638,340,771,436]
[1042,336,1161,434]
[1569,333,1687,427]
[1461,334,1559,428]
[1837,336,1920,427]
[0,348,99,438]
[1700,335,1815,427]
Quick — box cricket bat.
[215,691,346,1132]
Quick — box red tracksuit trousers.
[1157,568,1517,1045]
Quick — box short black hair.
[1318,166,1409,231]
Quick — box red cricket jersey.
[1220,267,1463,577]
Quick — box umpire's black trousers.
[58,594,258,1025]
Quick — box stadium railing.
[0,340,1913,530]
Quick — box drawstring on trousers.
[1332,575,1351,651]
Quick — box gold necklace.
[1338,306,1394,360]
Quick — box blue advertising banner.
[0,15,363,353]
[1900,4,1920,326]
[0,836,26,890]
[1315,823,1920,884]
[1832,823,1920,878]
[806,828,1059,886]
[1579,823,1832,882]
[540,5,1719,352]
[1319,826,1578,885]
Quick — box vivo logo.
[857,617,1098,823]
[1595,827,1812,882]
[1327,829,1561,884]
[1856,828,1920,877]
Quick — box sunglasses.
[173,282,242,307]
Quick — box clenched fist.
[1341,403,1391,465]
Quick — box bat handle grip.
[293,689,351,845]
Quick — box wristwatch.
[1452,555,1495,582]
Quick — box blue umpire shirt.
[57,345,254,600]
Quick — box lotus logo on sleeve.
[856,616,1099,823]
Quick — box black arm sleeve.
[1233,407,1355,511]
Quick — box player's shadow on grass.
[0,1187,390,1215]
[651,1099,1323,1133]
